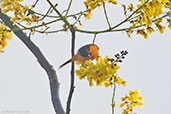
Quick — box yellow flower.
[121,96,128,101]
[137,28,148,39]
[0,23,12,53]
[146,16,152,26]
[0,39,7,49]
[128,3,133,12]
[1,9,9,14]
[121,81,126,86]
[138,96,144,101]
[62,24,68,31]
[155,18,162,24]
[146,26,155,34]
[120,90,144,114]
[84,11,93,20]
[159,0,170,3]
[126,30,133,38]
[109,0,117,5]
[0,0,39,25]
[73,25,79,30]
[76,55,126,87]
[167,19,171,29]
[114,76,126,86]
[138,102,144,108]
[120,102,126,108]
[83,0,118,14]
[155,23,165,33]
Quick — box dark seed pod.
[121,56,125,59]
[118,60,122,63]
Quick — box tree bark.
[0,9,65,114]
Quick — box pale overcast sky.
[0,0,171,114]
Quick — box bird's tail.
[58,59,72,69]
[59,54,78,69]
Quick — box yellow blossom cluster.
[127,0,171,38]
[84,0,117,19]
[120,90,144,114]
[0,23,12,53]
[76,56,126,87]
[167,19,171,29]
[0,0,39,25]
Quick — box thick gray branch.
[0,9,65,114]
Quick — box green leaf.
[27,9,35,16]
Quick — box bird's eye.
[88,52,91,58]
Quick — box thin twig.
[47,0,72,29]
[35,29,66,34]
[103,3,111,29]
[34,9,88,19]
[92,33,97,44]
[73,12,83,25]
[17,18,61,30]
[65,0,73,17]
[127,13,142,22]
[31,0,40,9]
[39,6,53,21]
[112,83,116,114]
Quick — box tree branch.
[112,84,116,114]
[47,0,72,29]
[103,3,111,29]
[66,25,76,114]
[76,0,150,34]
[92,33,97,44]
[65,0,73,17]
[45,1,76,113]
[0,9,65,114]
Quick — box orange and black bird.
[59,44,99,69]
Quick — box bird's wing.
[77,44,91,58]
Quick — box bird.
[59,44,99,69]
